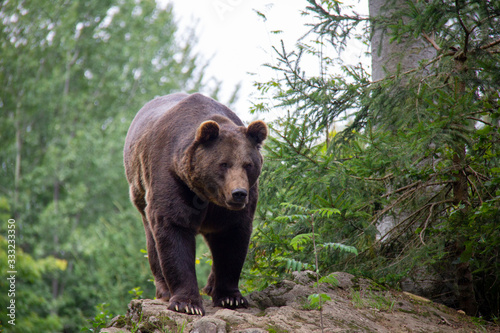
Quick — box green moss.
[351,277,388,292]
[111,315,127,328]
[267,324,289,333]
[156,315,180,332]
[256,310,267,317]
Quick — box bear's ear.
[195,120,220,143]
[247,120,268,145]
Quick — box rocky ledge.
[102,271,498,333]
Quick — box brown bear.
[123,93,267,316]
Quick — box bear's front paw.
[168,298,205,316]
[213,294,248,309]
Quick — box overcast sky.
[160,0,369,122]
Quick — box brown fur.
[123,93,267,315]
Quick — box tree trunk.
[52,177,60,301]
[14,98,22,220]
[369,0,478,316]
[451,55,478,316]
[369,0,436,81]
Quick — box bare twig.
[422,31,441,51]
[467,166,489,182]
[382,180,454,199]
[370,187,420,227]
[381,199,454,245]
[464,170,483,205]
[382,181,421,198]
[353,196,455,260]
[466,116,494,127]
[419,203,435,245]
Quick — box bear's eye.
[243,163,253,170]
[219,163,229,170]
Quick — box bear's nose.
[231,189,248,203]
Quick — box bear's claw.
[214,295,248,309]
[168,300,205,316]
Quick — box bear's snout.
[225,187,249,210]
[231,188,248,203]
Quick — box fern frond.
[275,257,315,272]
[320,242,358,255]
[274,214,308,223]
[311,207,341,218]
[290,233,319,250]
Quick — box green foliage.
[246,0,500,320]
[247,202,357,290]
[307,293,332,310]
[350,290,395,312]
[306,272,340,310]
[128,287,144,300]
[80,303,113,333]
[0,0,222,332]
[290,233,318,251]
[278,257,315,272]
[316,273,339,288]
[0,236,66,333]
[320,243,358,255]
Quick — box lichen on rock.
[102,271,496,333]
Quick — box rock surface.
[102,271,498,333]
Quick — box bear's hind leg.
[130,186,170,300]
[143,221,170,300]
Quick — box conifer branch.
[350,173,394,181]
[367,50,455,86]
[455,0,470,55]
[274,130,323,168]
[307,0,369,22]
[480,38,500,50]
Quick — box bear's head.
[184,117,267,210]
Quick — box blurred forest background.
[1,0,499,332]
